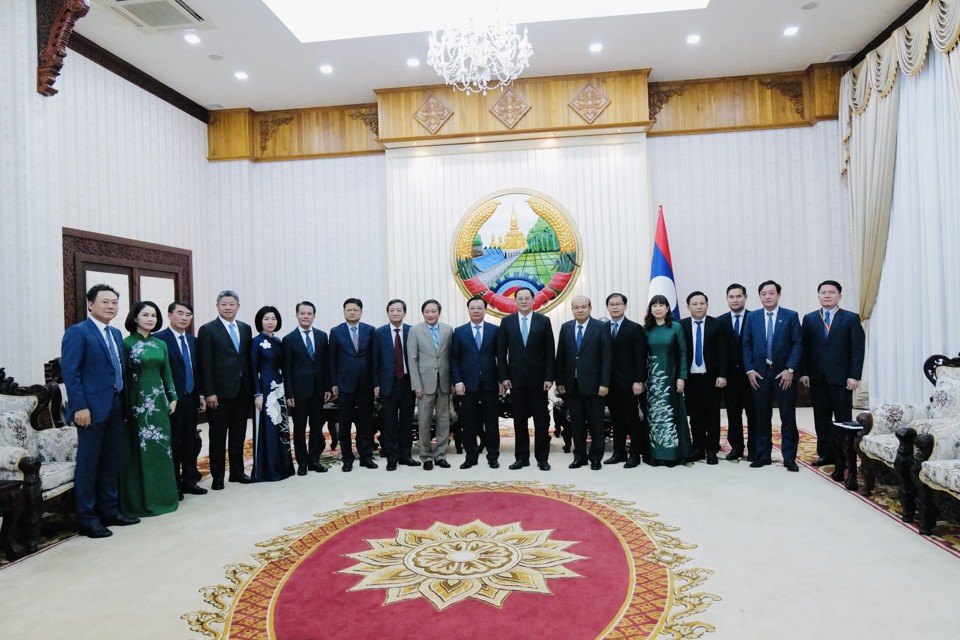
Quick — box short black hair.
[86,284,119,303]
[686,291,708,304]
[168,300,193,314]
[514,286,535,299]
[386,299,407,313]
[758,280,782,294]
[125,301,163,333]
[421,299,442,313]
[606,293,627,306]
[343,298,363,310]
[817,280,842,294]
[726,283,747,296]
[255,306,283,333]
[296,301,316,314]
[467,296,488,308]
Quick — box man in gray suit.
[407,299,454,470]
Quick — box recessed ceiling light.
[783,26,799,36]
[686,34,700,45]
[589,43,603,53]
[183,33,201,44]
[319,64,333,74]
[407,58,420,67]
[234,71,248,80]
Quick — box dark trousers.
[337,389,375,463]
[207,393,251,481]
[751,366,798,463]
[724,372,756,458]
[567,383,606,464]
[686,374,722,454]
[74,393,124,527]
[606,385,642,458]
[291,394,325,467]
[461,388,500,463]
[168,392,202,488]
[511,387,550,464]
[810,380,853,460]
[380,375,415,463]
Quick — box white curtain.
[869,49,960,405]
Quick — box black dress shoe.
[569,460,587,469]
[178,491,184,501]
[590,461,602,470]
[79,524,112,539]
[297,466,308,476]
[689,449,706,461]
[308,462,328,473]
[229,474,253,484]
[182,484,208,495]
[488,460,500,469]
[746,454,757,462]
[399,458,422,467]
[509,460,530,470]
[725,451,742,461]
[423,460,434,470]
[624,457,640,469]
[813,457,832,467]
[212,479,225,490]
[538,461,551,471]
[784,460,800,472]
[102,514,140,527]
[603,454,627,465]
[706,453,718,465]
[460,460,477,469]
[749,460,766,468]
[435,459,451,468]
[359,459,379,469]
[386,461,397,471]
[342,462,353,472]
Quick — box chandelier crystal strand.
[427,13,532,96]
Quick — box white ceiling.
[73,0,916,112]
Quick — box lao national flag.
[647,205,681,318]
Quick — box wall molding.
[36,0,90,96]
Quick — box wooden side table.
[0,480,27,561]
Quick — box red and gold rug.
[183,482,720,639]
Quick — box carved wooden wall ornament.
[569,84,611,124]
[259,115,295,154]
[648,85,687,121]
[37,0,91,96]
[490,89,531,129]
[759,79,806,116]
[413,95,454,134]
[348,108,380,137]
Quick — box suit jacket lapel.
[86,318,114,363]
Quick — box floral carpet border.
[183,481,720,640]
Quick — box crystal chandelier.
[427,12,533,96]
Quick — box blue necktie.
[106,328,123,392]
[695,320,703,367]
[765,312,774,362]
[521,316,529,346]
[734,314,741,336]
[304,330,314,359]
[351,325,359,351]
[474,325,482,349]
[576,324,583,350]
[180,334,194,394]
[228,322,240,352]
[611,321,618,338]
[823,310,831,338]
[431,325,440,352]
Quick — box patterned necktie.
[228,323,240,352]
[611,321,619,338]
[695,320,704,367]
[734,314,741,336]
[823,310,831,338]
[765,312,774,362]
[521,316,529,346]
[106,328,123,391]
[576,324,583,350]
[180,334,194,394]
[351,325,359,351]
[474,325,482,349]
[304,330,314,359]
[393,329,404,379]
[431,325,440,352]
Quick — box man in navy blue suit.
[451,296,501,469]
[716,284,756,461]
[330,298,376,472]
[681,291,728,465]
[154,301,207,498]
[61,284,140,538]
[799,280,865,467]
[282,301,330,476]
[372,299,420,471]
[742,280,803,472]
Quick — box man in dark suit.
[372,299,420,471]
[498,287,556,471]
[452,296,501,469]
[799,280,866,467]
[603,293,648,468]
[681,291,728,465]
[61,284,140,538]
[742,280,803,472]
[556,296,612,470]
[154,301,207,498]
[282,301,330,476]
[716,283,756,461]
[197,290,254,490]
[329,297,376,472]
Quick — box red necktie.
[393,328,404,379]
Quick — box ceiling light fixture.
[686,34,700,45]
[183,33,201,44]
[783,26,799,36]
[407,58,420,67]
[319,64,333,74]
[427,9,533,96]
[234,71,248,80]
[589,42,603,53]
